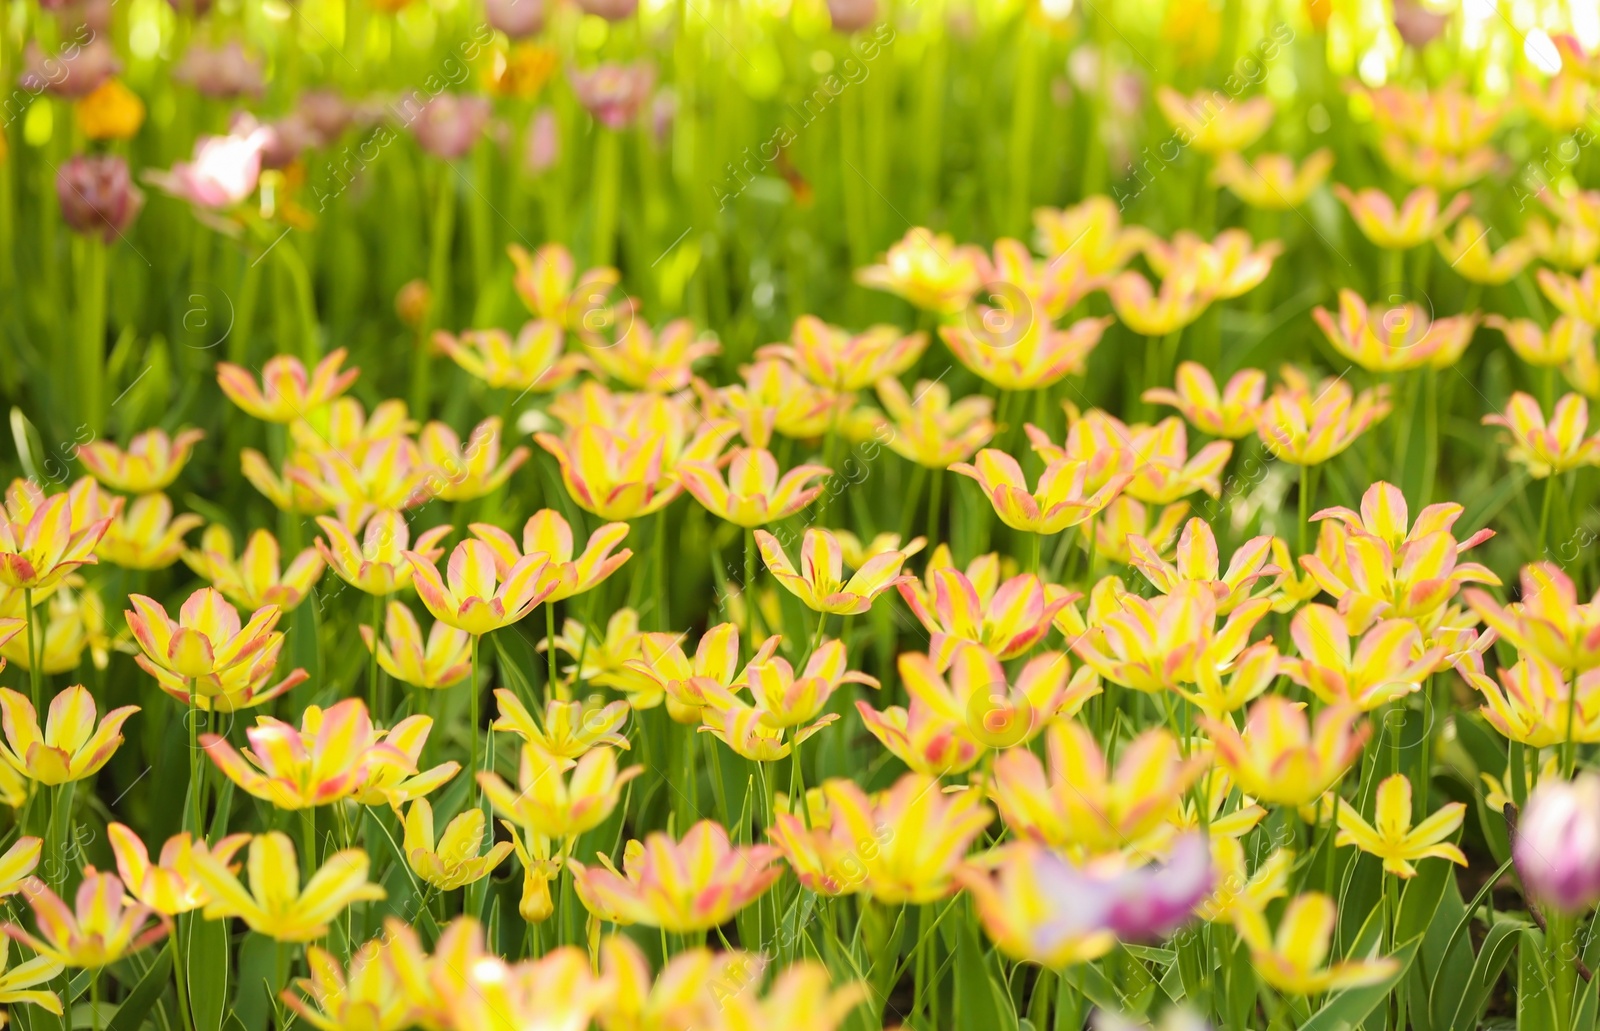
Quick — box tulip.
[899,547,1068,660]
[1281,605,1441,711]
[408,93,491,159]
[507,243,622,329]
[570,820,782,932]
[316,510,450,597]
[1128,517,1277,614]
[492,691,630,759]
[1203,697,1368,807]
[0,939,62,1016]
[1107,270,1213,337]
[1332,185,1469,250]
[94,493,203,570]
[193,832,385,942]
[201,698,423,810]
[856,694,984,776]
[417,417,529,503]
[56,154,144,243]
[1234,892,1399,994]
[217,350,359,423]
[706,357,846,449]
[956,843,1118,968]
[1210,149,1334,209]
[624,623,777,723]
[1437,216,1536,285]
[901,642,1088,752]
[486,0,544,35]
[403,800,514,891]
[1311,289,1479,373]
[4,870,166,968]
[1483,392,1600,477]
[471,509,631,605]
[569,63,655,130]
[811,774,991,904]
[184,525,324,612]
[0,491,112,591]
[406,539,557,636]
[991,719,1206,853]
[174,41,264,99]
[284,939,415,1031]
[108,826,248,918]
[855,228,985,314]
[125,587,281,687]
[1455,651,1600,748]
[1143,362,1265,439]
[0,838,39,900]
[1033,196,1151,277]
[868,377,995,469]
[760,315,926,393]
[678,448,830,528]
[582,317,719,392]
[1335,774,1466,879]
[77,427,203,494]
[1515,774,1600,914]
[360,601,471,690]
[502,821,560,923]
[0,685,136,786]
[1489,314,1592,368]
[1195,837,1292,924]
[535,402,738,522]
[19,39,119,97]
[951,448,1132,536]
[1070,584,1270,694]
[1539,266,1600,325]
[1155,87,1273,154]
[480,743,639,841]
[1254,365,1391,466]
[755,527,917,616]
[434,321,587,393]
[743,639,876,727]
[144,124,271,210]
[939,308,1113,391]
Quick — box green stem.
[413,167,455,418]
[300,806,315,867]
[470,634,482,785]
[76,236,107,436]
[743,527,757,659]
[23,588,40,713]
[591,129,621,268]
[369,592,386,721]
[926,468,943,546]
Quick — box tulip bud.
[56,154,144,243]
[485,0,545,38]
[1515,774,1600,914]
[395,280,432,328]
[20,38,119,98]
[523,107,559,175]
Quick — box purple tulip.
[1100,834,1214,940]
[19,38,119,98]
[1516,774,1600,914]
[569,63,655,131]
[175,42,265,100]
[485,0,545,38]
[411,94,492,159]
[56,154,144,243]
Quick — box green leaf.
[184,914,231,1031]
[1447,919,1521,1031]
[1395,846,1458,945]
[1298,937,1420,1031]
[1517,927,1561,1031]
[1426,856,1514,1025]
[104,940,173,1031]
[952,915,1018,1031]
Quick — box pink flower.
[569,63,655,130]
[19,38,119,98]
[486,0,545,37]
[57,155,144,243]
[1515,774,1600,915]
[174,42,264,100]
[145,125,271,210]
[410,94,492,159]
